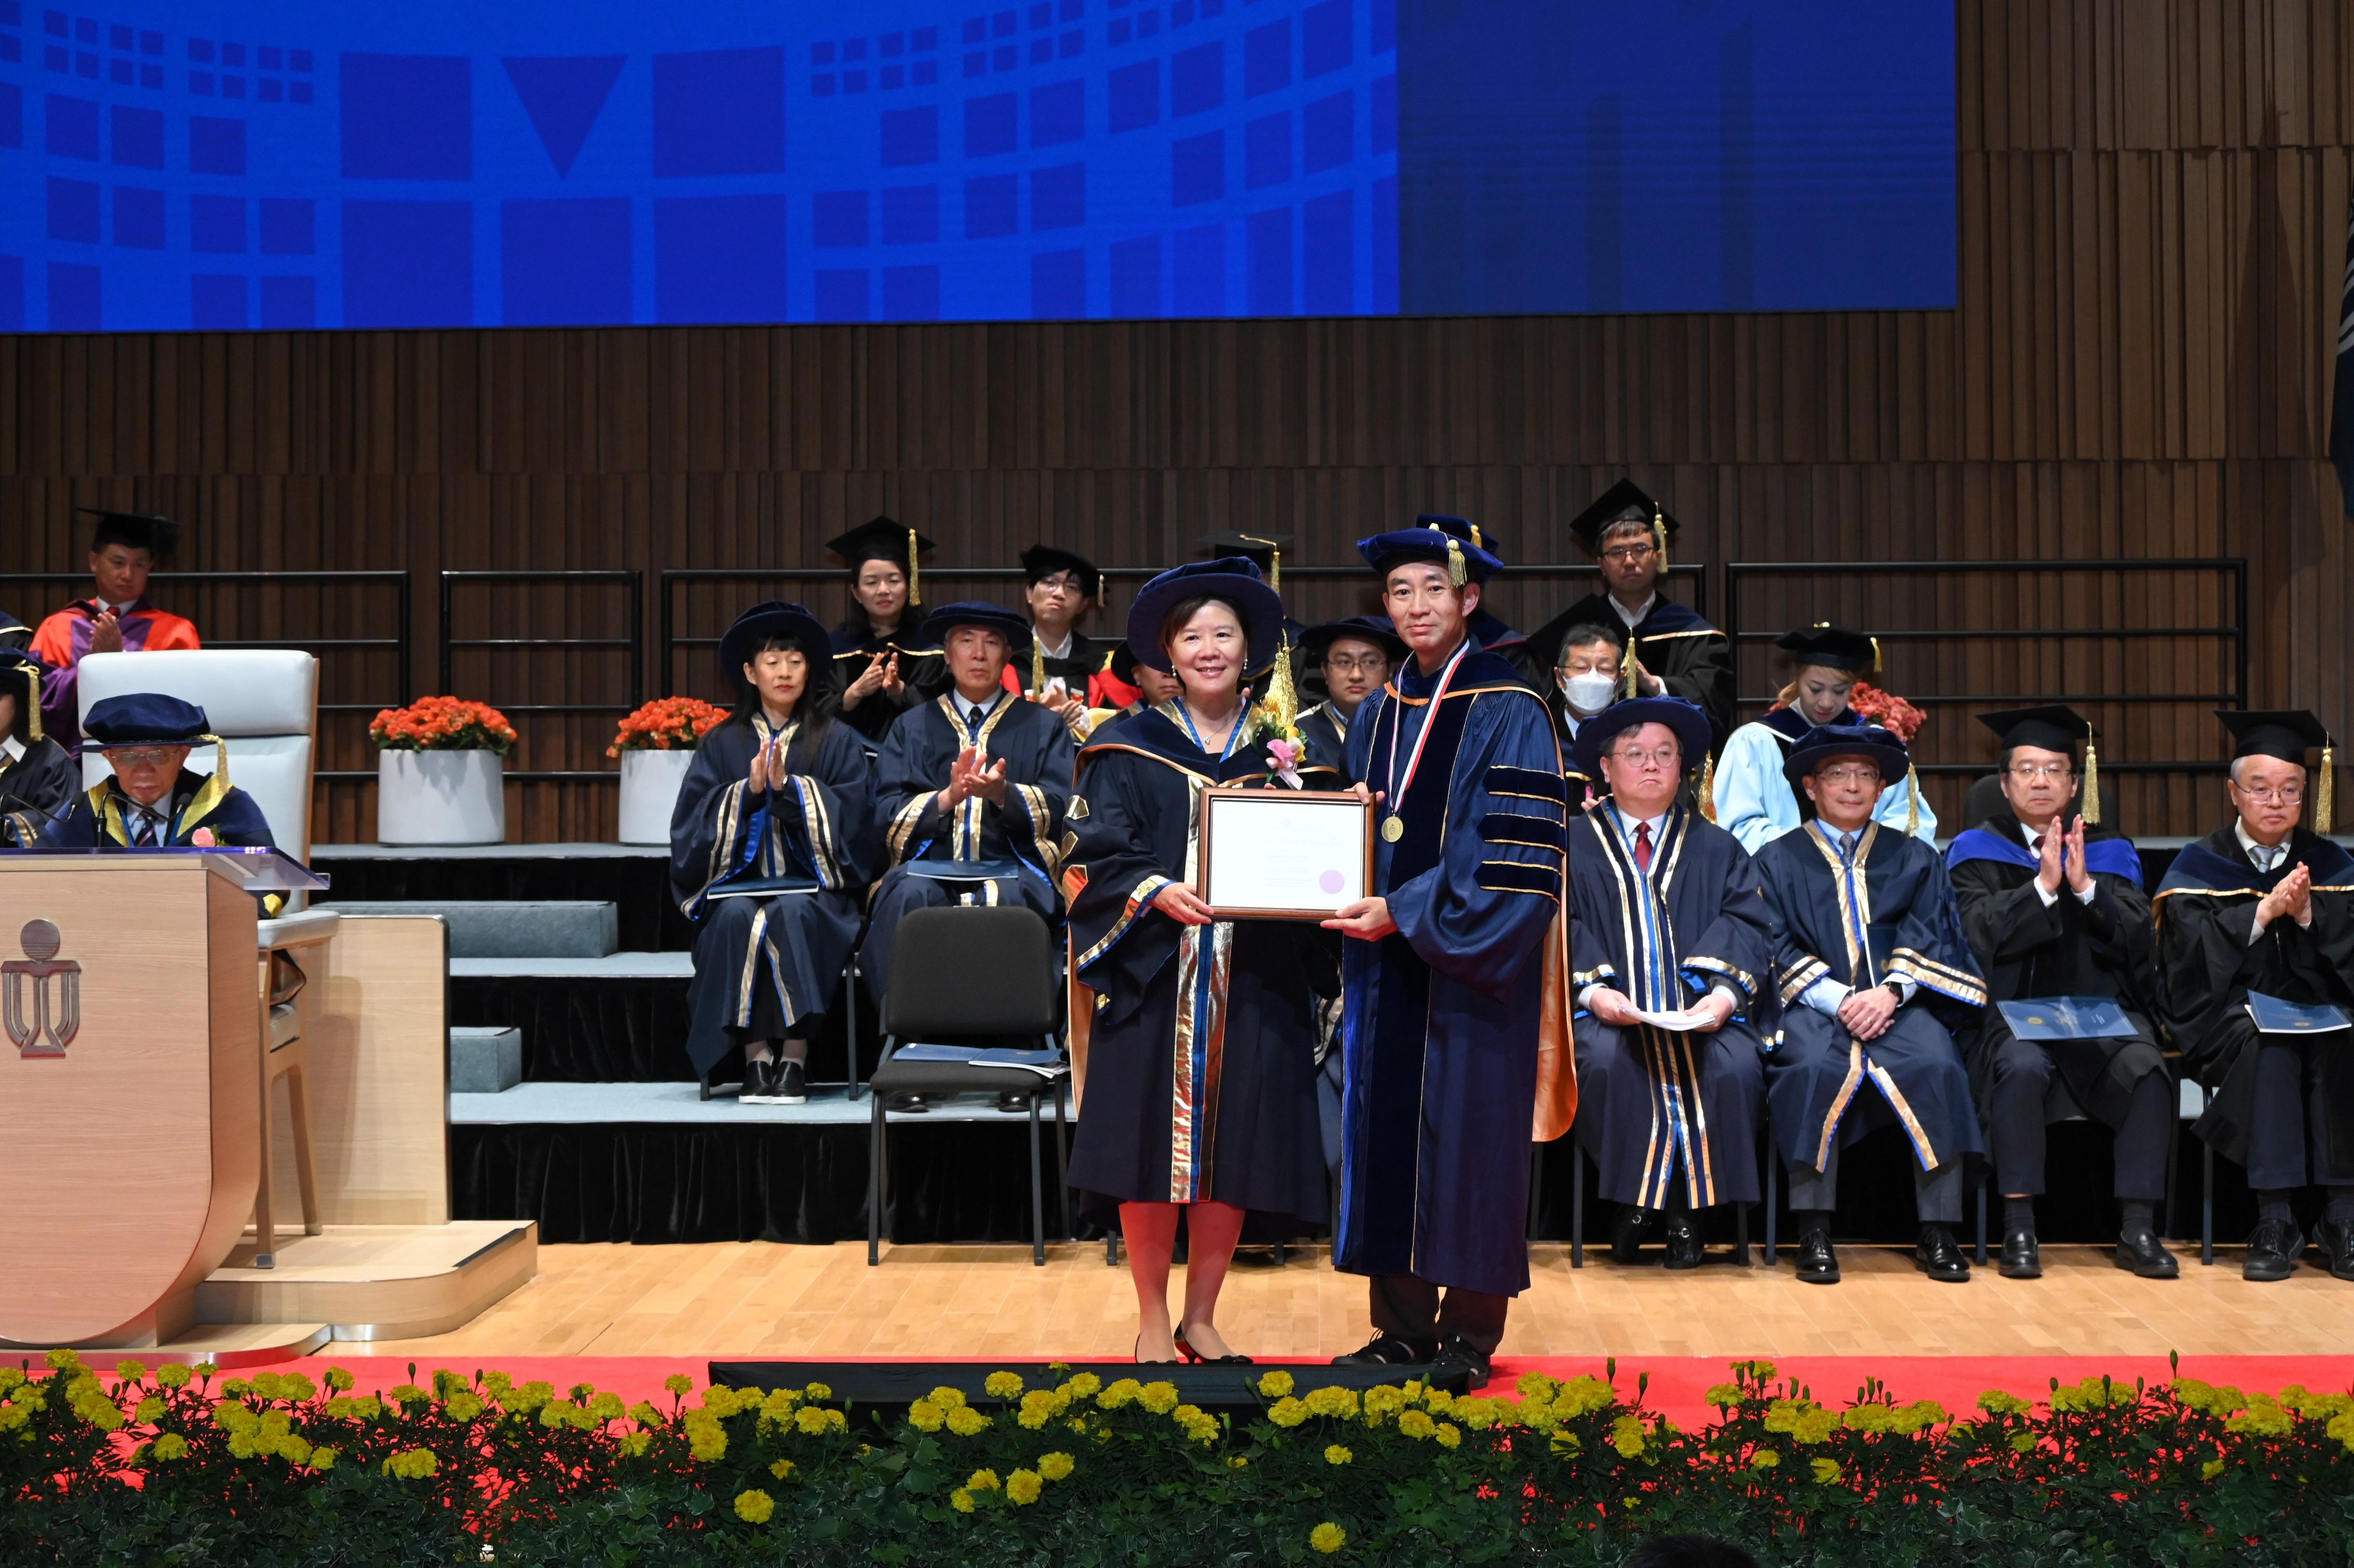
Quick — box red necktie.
[2030,835,2045,854]
[1633,821,1653,874]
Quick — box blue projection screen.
[0,1,1954,332]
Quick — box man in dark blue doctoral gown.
[1756,724,1986,1286]
[1325,516,1572,1388]
[1567,697,1772,1269]
[2156,710,2354,1283]
[860,602,1078,1015]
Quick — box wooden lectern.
[0,856,259,1348]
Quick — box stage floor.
[354,1239,2354,1364]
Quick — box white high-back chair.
[77,648,319,860]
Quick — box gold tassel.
[21,671,39,743]
[1241,533,1282,592]
[2081,741,2100,826]
[1623,636,1640,699]
[2322,743,2335,835]
[1653,505,1669,570]
[1267,633,1299,728]
[1446,537,1466,587]
[1870,637,1884,676]
[207,734,230,787]
[1904,763,1920,837]
[1470,523,1484,548]
[1031,638,1047,697]
[907,527,920,607]
[1699,751,1717,823]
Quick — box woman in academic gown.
[0,650,79,842]
[1713,626,1937,853]
[1066,558,1337,1364]
[827,516,950,744]
[672,602,877,1105]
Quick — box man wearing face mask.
[1548,623,1625,749]
[1712,625,1938,854]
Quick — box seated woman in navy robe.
[1755,723,1985,1287]
[0,649,79,844]
[859,601,1077,1012]
[1567,696,1772,1270]
[672,602,876,1107]
[1065,558,1337,1365]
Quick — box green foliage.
[3,1353,2353,1564]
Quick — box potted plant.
[370,696,517,845]
[609,697,728,845]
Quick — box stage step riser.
[450,1026,524,1094]
[324,899,619,959]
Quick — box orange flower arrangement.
[369,696,518,756]
[609,696,729,758]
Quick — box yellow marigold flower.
[1424,1389,1455,1414]
[114,1358,148,1384]
[0,1368,27,1394]
[949,1488,975,1513]
[387,1382,428,1407]
[770,1457,797,1480]
[966,1468,1001,1491]
[945,1406,990,1437]
[928,1386,969,1410]
[1363,1384,1407,1418]
[1515,1371,1561,1401]
[134,1395,164,1423]
[2329,1411,2354,1452]
[444,1391,485,1423]
[1705,1383,1743,1409]
[734,1488,774,1524]
[1097,1378,1142,1410]
[46,1349,83,1372]
[1140,1381,1180,1415]
[508,1381,556,1414]
[985,1371,1024,1399]
[1228,1455,1249,1469]
[1843,1405,1893,1435]
[309,1446,336,1472]
[2008,1431,2037,1455]
[1006,1468,1043,1505]
[1309,1522,1346,1554]
[1889,1400,1946,1436]
[1325,1443,1352,1466]
[1399,1410,1437,1440]
[588,1391,625,1422]
[663,1374,695,1396]
[1303,1387,1361,1420]
[1553,1376,1615,1419]
[383,1447,439,1480]
[1257,1370,1295,1399]
[480,1372,513,1400]
[1610,1414,1646,1458]
[795,1405,835,1435]
[1977,1390,2032,1417]
[1435,1423,1461,1449]
[1268,1397,1308,1428]
[1795,1409,1839,1445]
[1061,1372,1102,1400]
[803,1382,832,1401]
[1453,1397,1499,1432]
[688,1425,728,1461]
[909,1401,945,1432]
[620,1432,651,1458]
[221,1377,254,1399]
[1751,1448,1781,1470]
[192,1362,219,1378]
[1017,1392,1056,1430]
[2227,1402,2294,1439]
[1038,1450,1074,1481]
[151,1432,188,1461]
[2202,1457,2227,1481]
[322,1366,354,1393]
[1811,1458,1841,1484]
[1733,1359,1776,1381]
[147,1363,188,1392]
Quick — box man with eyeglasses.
[1009,545,1104,735]
[1566,698,1771,1269]
[1945,707,2175,1281]
[1517,481,1733,754]
[2156,710,2354,1283]
[1755,725,1986,1286]
[1296,616,1403,773]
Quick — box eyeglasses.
[1606,747,1682,770]
[1599,544,1657,564]
[2006,763,2075,782]
[1323,655,1389,674]
[1816,765,1883,787]
[107,746,182,768]
[2231,781,2306,805]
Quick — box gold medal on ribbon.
[1381,815,1405,843]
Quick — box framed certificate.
[1197,787,1374,920]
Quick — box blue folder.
[2244,992,2353,1035]
[1996,997,2139,1041]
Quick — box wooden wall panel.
[2,0,2350,841]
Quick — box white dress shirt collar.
[1609,592,1658,631]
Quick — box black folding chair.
[867,905,1070,1266]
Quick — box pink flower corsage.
[1266,737,1304,789]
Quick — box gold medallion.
[1380,815,1405,843]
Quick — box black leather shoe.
[1915,1224,1970,1283]
[996,1089,1032,1114]
[2315,1220,2354,1282]
[1430,1336,1494,1391]
[2244,1218,2304,1282]
[1998,1229,2042,1280]
[2114,1227,2179,1279]
[739,1060,778,1104]
[884,1091,930,1114]
[1794,1226,1840,1285]
[1663,1213,1705,1271]
[1331,1331,1435,1367]
[774,1059,809,1106]
[1611,1206,1660,1265]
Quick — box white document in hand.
[1629,1007,1708,1032]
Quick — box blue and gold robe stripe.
[1777,957,1832,1007]
[1887,946,1986,1007]
[886,793,931,862]
[681,720,819,916]
[786,774,843,889]
[1486,764,1568,807]
[1076,872,1173,971]
[1805,820,1879,980]
[1476,761,1568,901]
[1681,954,1757,1003]
[1011,781,1062,874]
[1169,916,1234,1203]
[730,902,803,1034]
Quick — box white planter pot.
[618,747,696,845]
[376,750,506,845]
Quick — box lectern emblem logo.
[3,920,82,1058]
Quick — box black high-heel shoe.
[1174,1325,1251,1365]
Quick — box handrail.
[438,570,644,781]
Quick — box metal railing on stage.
[0,568,411,780]
[438,569,644,782]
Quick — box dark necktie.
[2030,835,2045,855]
[1633,821,1653,874]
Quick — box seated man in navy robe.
[31,692,284,912]
[1568,697,1770,1269]
[1756,724,1985,1286]
[2156,710,2354,1284]
[1946,704,2175,1282]
[861,601,1077,1059]
[1325,515,1570,1388]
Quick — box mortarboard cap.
[0,648,45,743]
[1978,704,2094,754]
[923,600,1034,654]
[1019,544,1101,599]
[1567,480,1679,555]
[2220,710,2335,832]
[79,507,181,560]
[1775,625,1879,675]
[827,516,933,606]
[1302,614,1407,667]
[1357,515,1505,586]
[1201,530,1292,583]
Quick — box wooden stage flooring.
[360,1240,2354,1365]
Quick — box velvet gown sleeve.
[1952,856,2069,972]
[1067,748,1184,1016]
[2155,891,2267,1073]
[1005,717,1078,876]
[1759,845,1839,1010]
[1384,689,1565,994]
[1682,835,1773,1011]
[668,730,762,918]
[874,705,954,865]
[777,721,878,891]
[1882,846,1986,1025]
[0,738,81,820]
